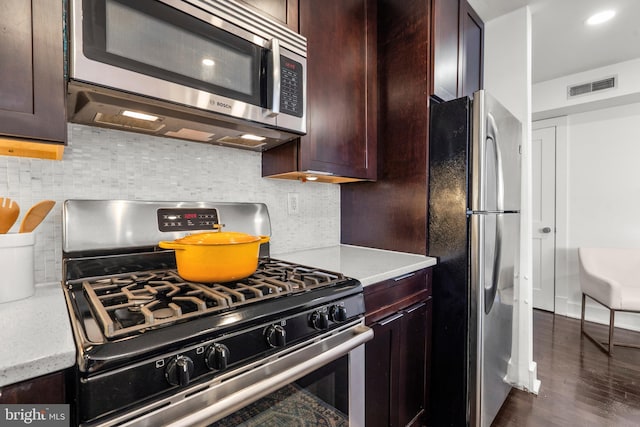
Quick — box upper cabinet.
[0,0,66,159]
[235,0,299,31]
[262,0,377,183]
[432,0,484,101]
[341,0,484,255]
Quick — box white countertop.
[0,282,76,387]
[273,244,437,286]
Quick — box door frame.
[532,116,569,316]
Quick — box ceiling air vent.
[567,76,617,98]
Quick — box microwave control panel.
[280,57,304,118]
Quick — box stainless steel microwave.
[67,0,307,151]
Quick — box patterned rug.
[209,383,349,427]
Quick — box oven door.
[97,320,372,427]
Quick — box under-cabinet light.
[241,134,266,141]
[202,58,215,66]
[122,110,159,122]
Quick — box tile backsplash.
[0,124,340,284]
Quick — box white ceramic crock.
[0,232,35,304]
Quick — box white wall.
[0,124,341,284]
[533,58,640,120]
[549,102,640,330]
[481,6,540,393]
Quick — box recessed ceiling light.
[202,58,215,66]
[586,10,616,26]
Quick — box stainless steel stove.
[62,200,372,426]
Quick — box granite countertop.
[273,244,437,286]
[0,282,76,388]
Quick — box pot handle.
[158,241,185,250]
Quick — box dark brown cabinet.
[235,0,299,31]
[341,0,483,254]
[364,268,432,427]
[262,0,377,183]
[0,371,66,404]
[432,0,484,101]
[341,0,431,254]
[0,0,66,150]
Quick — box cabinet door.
[365,314,400,427]
[298,0,377,180]
[235,0,299,31]
[0,371,66,404]
[432,0,460,101]
[458,0,484,98]
[398,302,429,426]
[0,0,66,143]
[431,0,483,101]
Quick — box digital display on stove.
[157,208,219,232]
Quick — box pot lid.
[174,231,261,245]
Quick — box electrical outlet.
[287,193,299,215]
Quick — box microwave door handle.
[267,38,281,117]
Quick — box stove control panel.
[157,208,219,232]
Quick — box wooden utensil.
[0,197,20,233]
[19,200,55,233]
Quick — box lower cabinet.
[364,268,432,427]
[0,371,66,404]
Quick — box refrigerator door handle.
[472,90,508,213]
[486,113,505,212]
[485,214,503,314]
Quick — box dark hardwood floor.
[493,309,640,426]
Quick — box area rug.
[209,383,349,427]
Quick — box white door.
[532,126,556,311]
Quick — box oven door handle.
[158,322,373,427]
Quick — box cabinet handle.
[404,302,427,314]
[378,312,404,326]
[393,272,416,282]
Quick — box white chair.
[578,247,640,356]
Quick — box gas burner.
[81,260,349,339]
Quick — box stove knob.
[205,344,230,371]
[165,355,194,387]
[330,305,348,322]
[310,311,330,330]
[265,325,286,347]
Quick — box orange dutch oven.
[159,229,270,283]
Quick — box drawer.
[364,267,431,325]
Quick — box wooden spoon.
[0,197,20,233]
[19,200,55,233]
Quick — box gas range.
[61,200,369,426]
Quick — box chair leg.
[580,293,614,356]
[608,309,615,355]
[581,293,586,334]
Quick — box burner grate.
[82,260,347,339]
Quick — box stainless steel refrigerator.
[428,90,521,426]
